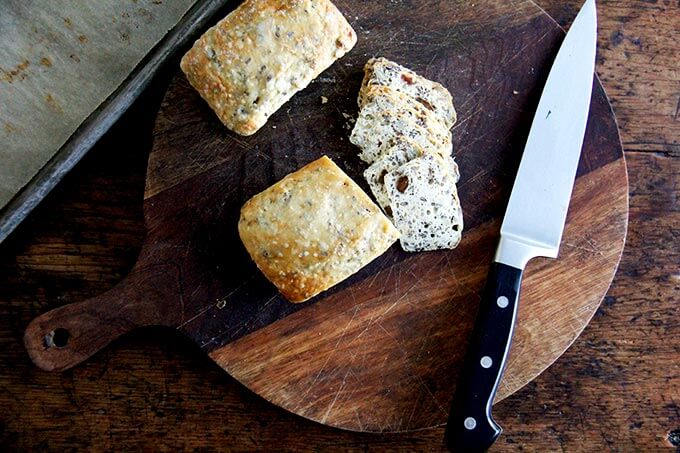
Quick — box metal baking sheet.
[0,0,233,243]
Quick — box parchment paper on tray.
[0,0,196,221]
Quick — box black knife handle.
[444,262,523,452]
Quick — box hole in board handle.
[44,328,70,348]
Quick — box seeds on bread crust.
[239,156,399,302]
[181,0,357,136]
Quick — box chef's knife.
[444,0,598,451]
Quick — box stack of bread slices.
[350,57,464,252]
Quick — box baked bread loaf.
[238,156,399,303]
[181,0,356,136]
[384,154,463,252]
[359,57,457,129]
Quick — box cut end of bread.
[351,57,463,252]
[359,57,457,128]
[385,154,463,252]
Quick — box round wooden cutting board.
[25,0,628,433]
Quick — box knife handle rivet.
[464,417,477,430]
[497,296,509,308]
[480,356,493,368]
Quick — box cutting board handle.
[24,264,181,371]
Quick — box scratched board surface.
[25,0,628,432]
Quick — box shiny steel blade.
[496,0,598,269]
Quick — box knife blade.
[444,0,598,451]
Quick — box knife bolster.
[494,234,559,269]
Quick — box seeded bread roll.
[181,0,356,136]
[359,57,457,129]
[239,156,399,303]
[360,85,452,145]
[385,154,463,252]
[350,107,453,164]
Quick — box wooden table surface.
[0,1,677,451]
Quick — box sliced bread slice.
[365,139,461,212]
[444,154,461,183]
[359,57,457,129]
[364,137,425,211]
[350,107,452,164]
[385,154,463,252]
[361,85,452,137]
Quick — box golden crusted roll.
[180,0,357,136]
[238,156,399,302]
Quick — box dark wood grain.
[0,0,678,450]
